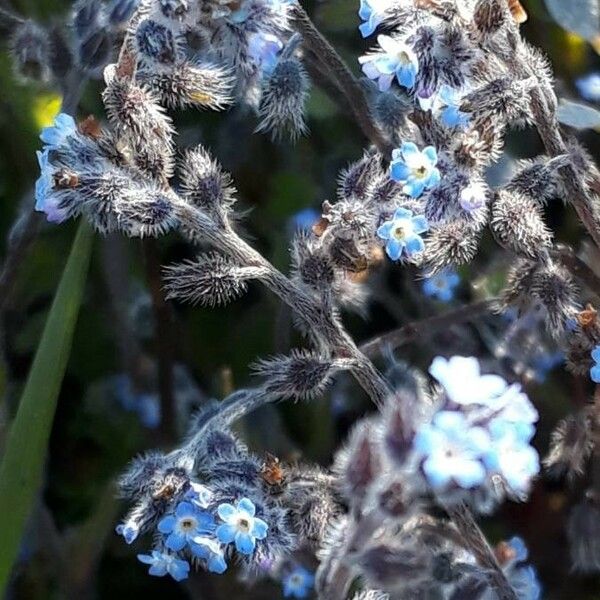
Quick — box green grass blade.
[0,220,94,591]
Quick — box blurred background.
[1,0,600,598]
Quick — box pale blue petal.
[377,221,394,239]
[591,364,600,383]
[148,564,168,577]
[168,559,190,582]
[400,141,419,159]
[175,502,195,517]
[592,346,600,363]
[454,459,486,488]
[405,235,425,254]
[422,146,438,165]
[157,515,175,534]
[207,553,228,574]
[411,215,428,234]
[235,531,256,554]
[217,503,237,521]
[165,531,187,551]
[137,553,156,565]
[252,517,268,539]
[216,523,237,544]
[423,457,452,488]
[396,64,416,88]
[386,238,404,261]
[390,160,411,182]
[393,207,413,220]
[238,498,256,517]
[403,179,426,198]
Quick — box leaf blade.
[0,220,94,591]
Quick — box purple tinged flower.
[35,150,68,223]
[283,565,315,598]
[459,181,487,212]
[248,32,283,76]
[358,0,395,38]
[137,550,190,581]
[429,356,508,407]
[423,270,460,302]
[576,72,600,102]
[40,112,77,149]
[390,142,440,198]
[216,497,268,555]
[359,35,419,91]
[190,536,228,573]
[590,346,600,382]
[414,411,490,490]
[377,207,428,260]
[158,501,215,551]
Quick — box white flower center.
[392,219,414,241]
[237,517,251,533]
[412,163,429,179]
[396,50,411,65]
[180,517,197,532]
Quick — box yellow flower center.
[414,165,428,179]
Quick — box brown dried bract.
[261,453,286,486]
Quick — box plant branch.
[290,3,393,156]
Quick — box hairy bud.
[10,21,51,83]
[257,58,309,141]
[423,220,480,273]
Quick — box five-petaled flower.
[190,536,228,574]
[137,550,190,581]
[283,565,316,598]
[414,410,490,490]
[590,346,600,383]
[377,207,428,260]
[359,35,419,91]
[390,142,440,198]
[358,0,395,37]
[423,270,460,303]
[216,497,268,555]
[158,501,215,551]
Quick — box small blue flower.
[35,150,69,224]
[414,411,490,490]
[423,270,460,302]
[590,346,600,382]
[390,142,440,198]
[359,35,419,91]
[429,356,509,407]
[507,536,529,563]
[376,207,428,260]
[40,113,77,149]
[358,0,394,37]
[290,207,319,232]
[509,564,542,600]
[248,32,283,76]
[435,86,470,128]
[185,482,213,510]
[283,565,315,598]
[190,536,228,574]
[137,550,190,581]
[484,418,539,496]
[576,72,600,103]
[158,501,215,551]
[216,497,268,555]
[115,522,139,544]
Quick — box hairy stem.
[291,3,393,156]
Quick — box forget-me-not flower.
[248,32,283,76]
[158,501,215,551]
[590,346,600,382]
[484,418,539,496]
[283,565,315,598]
[137,550,190,581]
[459,181,487,213]
[576,72,600,103]
[115,521,139,544]
[423,270,460,302]
[216,497,268,555]
[435,85,470,128]
[358,0,395,37]
[359,35,419,91]
[40,112,77,149]
[377,207,428,260]
[190,536,228,573]
[429,356,509,407]
[390,142,440,198]
[35,149,69,223]
[414,411,490,490]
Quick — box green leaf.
[0,220,94,592]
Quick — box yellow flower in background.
[32,93,63,130]
[563,32,587,69]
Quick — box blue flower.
[115,522,139,544]
[35,150,69,224]
[435,86,470,128]
[423,270,460,302]
[158,501,215,551]
[377,207,428,260]
[390,142,440,198]
[248,32,283,76]
[429,356,509,407]
[190,536,228,574]
[290,207,319,232]
[484,418,539,496]
[283,565,315,598]
[590,346,600,382]
[40,113,77,149]
[359,35,419,91]
[414,411,490,490]
[185,482,213,510]
[358,0,394,37]
[509,565,542,600]
[137,550,190,581]
[216,498,268,555]
[576,72,600,102]
[507,536,529,563]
